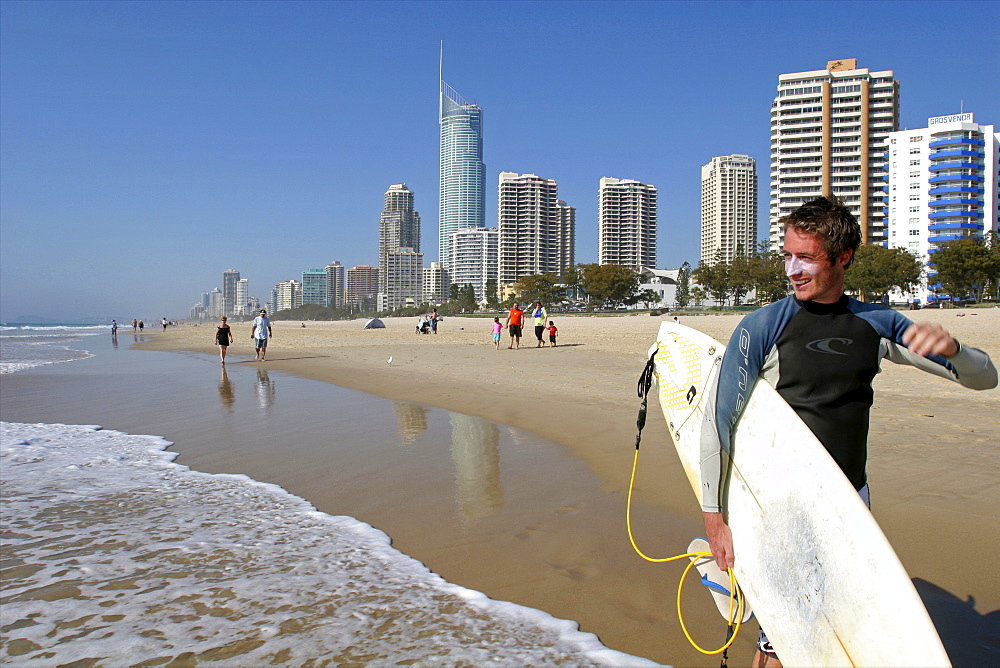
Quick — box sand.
[139,308,1000,664]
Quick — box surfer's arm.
[703,512,735,570]
[886,323,998,390]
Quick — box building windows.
[909,148,921,154]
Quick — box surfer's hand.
[902,323,959,358]
[703,512,735,570]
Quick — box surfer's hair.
[780,196,862,268]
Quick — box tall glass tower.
[439,74,485,271]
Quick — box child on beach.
[492,317,503,350]
[546,320,557,347]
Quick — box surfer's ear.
[838,248,855,270]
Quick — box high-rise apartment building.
[423,261,446,305]
[450,226,498,303]
[235,278,250,316]
[379,248,424,311]
[497,172,575,286]
[222,269,240,315]
[598,177,658,269]
[885,112,998,303]
[324,261,345,308]
[701,155,758,264]
[301,268,328,306]
[440,77,485,270]
[770,58,899,249]
[273,280,302,313]
[346,265,378,308]
[379,184,421,308]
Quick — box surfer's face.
[783,227,852,303]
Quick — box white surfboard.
[650,321,950,667]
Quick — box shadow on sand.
[915,578,1000,666]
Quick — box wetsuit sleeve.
[856,306,998,390]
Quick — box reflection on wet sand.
[393,402,429,445]
[255,368,275,412]
[449,413,503,523]
[218,366,234,413]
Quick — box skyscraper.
[885,112,998,303]
[497,172,574,286]
[701,155,758,264]
[273,280,302,312]
[324,261,345,308]
[235,278,250,316]
[222,269,240,315]
[346,265,378,308]
[380,247,424,311]
[379,184,421,301]
[440,68,485,271]
[450,226,498,303]
[598,177,658,269]
[770,59,898,249]
[301,268,328,306]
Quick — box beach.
[2,310,997,665]
[137,309,1000,664]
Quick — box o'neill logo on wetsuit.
[806,337,853,355]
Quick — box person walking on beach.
[505,302,524,349]
[251,309,272,361]
[546,320,558,347]
[491,317,503,350]
[132,319,138,332]
[699,197,997,667]
[161,317,168,331]
[431,308,439,334]
[530,301,548,348]
[216,315,234,363]
[138,319,144,332]
[111,320,118,336]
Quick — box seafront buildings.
[497,172,576,287]
[222,269,240,316]
[346,265,378,309]
[324,261,345,308]
[770,59,898,249]
[450,226,498,303]
[378,184,423,310]
[423,261,446,304]
[885,112,999,303]
[439,77,486,271]
[235,278,250,316]
[598,177,658,269]
[701,155,758,264]
[271,280,302,313]
[301,268,328,307]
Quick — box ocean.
[0,329,656,665]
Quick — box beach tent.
[363,318,385,329]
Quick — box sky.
[2,1,998,322]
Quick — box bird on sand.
[387,356,393,365]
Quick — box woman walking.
[531,301,548,348]
[216,315,234,363]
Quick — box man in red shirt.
[504,302,524,349]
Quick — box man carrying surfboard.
[699,196,997,666]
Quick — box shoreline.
[134,310,1000,663]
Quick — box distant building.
[346,265,378,308]
[770,59,898,250]
[598,177,657,269]
[208,287,224,318]
[440,77,485,270]
[379,184,422,309]
[379,247,424,311]
[450,226,497,303]
[325,261,346,308]
[222,269,240,316]
[423,261,446,305]
[301,268,328,307]
[235,278,250,316]
[701,155,758,264]
[273,280,302,312]
[497,172,574,286]
[885,112,998,303]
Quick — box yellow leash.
[626,444,744,655]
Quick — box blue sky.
[2,1,998,321]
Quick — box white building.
[379,184,421,302]
[497,172,574,287]
[235,278,250,316]
[449,226,497,303]
[701,155,758,264]
[273,280,302,313]
[770,59,898,250]
[379,247,424,311]
[423,261,447,305]
[598,177,657,269]
[885,112,998,303]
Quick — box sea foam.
[0,422,657,665]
